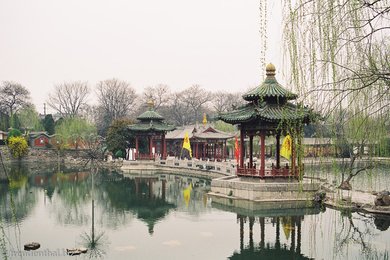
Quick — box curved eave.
[128,123,175,133]
[193,132,234,140]
[218,104,257,124]
[258,103,314,122]
[219,103,315,125]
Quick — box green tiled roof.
[218,102,314,124]
[130,105,175,133]
[137,110,164,121]
[243,64,297,102]
[128,121,175,132]
[243,78,298,101]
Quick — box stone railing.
[156,157,236,176]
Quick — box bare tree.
[0,81,31,117]
[213,91,243,113]
[181,85,213,123]
[162,92,193,126]
[142,84,171,111]
[95,78,137,135]
[47,81,90,118]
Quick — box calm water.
[304,161,390,192]
[1,162,390,260]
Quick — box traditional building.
[128,102,175,160]
[218,64,316,178]
[165,124,234,161]
[0,131,7,145]
[28,132,54,148]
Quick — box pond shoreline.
[2,147,389,215]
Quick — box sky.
[0,0,283,114]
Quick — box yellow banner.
[183,132,192,158]
[280,134,292,160]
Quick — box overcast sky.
[0,0,283,114]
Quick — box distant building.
[0,131,8,145]
[166,124,234,160]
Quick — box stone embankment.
[320,181,390,215]
[0,146,122,169]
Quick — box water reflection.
[80,167,108,258]
[374,214,390,231]
[227,209,319,260]
[0,163,37,224]
[1,163,389,259]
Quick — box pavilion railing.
[236,165,302,178]
[136,153,155,160]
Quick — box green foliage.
[42,114,55,135]
[106,118,134,154]
[7,129,21,142]
[377,138,390,157]
[16,106,44,132]
[7,136,28,159]
[213,120,236,133]
[115,150,124,158]
[9,114,21,129]
[55,117,97,149]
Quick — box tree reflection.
[0,163,37,223]
[79,167,108,258]
[0,162,38,259]
[336,211,390,258]
[78,134,108,258]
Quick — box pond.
[304,161,390,192]
[1,162,390,259]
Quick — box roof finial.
[147,99,154,110]
[202,113,207,126]
[266,63,276,77]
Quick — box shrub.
[8,136,28,159]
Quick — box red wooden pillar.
[195,143,199,159]
[223,140,226,161]
[149,136,153,159]
[260,132,265,176]
[203,143,206,160]
[135,136,139,160]
[276,133,280,168]
[240,128,245,168]
[249,135,253,168]
[162,134,167,159]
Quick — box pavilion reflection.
[107,173,177,235]
[225,207,321,260]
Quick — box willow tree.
[281,0,390,189]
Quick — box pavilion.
[218,64,316,178]
[165,123,234,161]
[128,101,175,160]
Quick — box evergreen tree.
[43,114,55,135]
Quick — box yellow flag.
[183,132,192,157]
[202,113,207,126]
[183,183,192,207]
[282,217,294,240]
[280,134,292,160]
